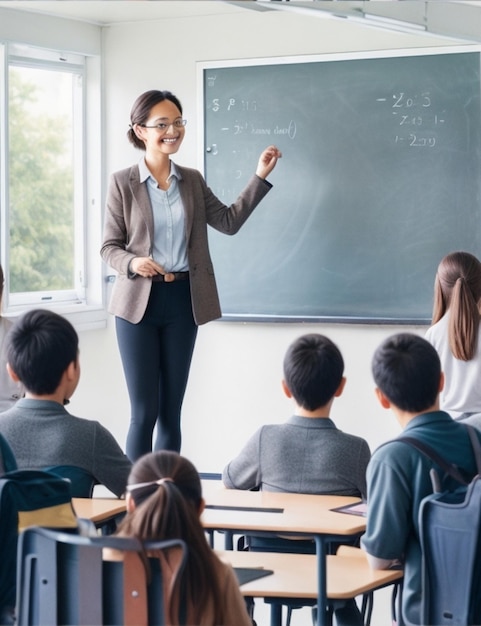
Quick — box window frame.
[0,41,106,330]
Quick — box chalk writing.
[377,91,447,147]
[395,134,436,147]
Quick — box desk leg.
[314,536,331,626]
[270,603,282,626]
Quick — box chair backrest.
[16,526,188,626]
[0,470,77,621]
[43,465,97,498]
[0,434,17,475]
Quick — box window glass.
[8,65,76,294]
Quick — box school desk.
[200,481,367,626]
[72,497,126,532]
[217,548,403,626]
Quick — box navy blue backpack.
[0,469,77,625]
[399,425,481,626]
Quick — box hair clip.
[126,477,174,492]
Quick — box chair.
[44,465,97,498]
[16,526,188,626]
[0,469,79,625]
[0,435,17,475]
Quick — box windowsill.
[4,303,108,332]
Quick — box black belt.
[151,271,189,283]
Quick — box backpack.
[399,425,481,626]
[0,469,78,624]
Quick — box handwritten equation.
[377,90,446,148]
[207,97,297,139]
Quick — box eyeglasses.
[140,120,187,132]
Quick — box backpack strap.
[398,436,469,486]
[398,424,481,492]
[466,424,481,475]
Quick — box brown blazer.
[100,163,272,325]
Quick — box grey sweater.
[0,398,131,497]
[223,415,370,499]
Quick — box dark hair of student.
[0,264,3,304]
[6,309,78,395]
[283,333,344,411]
[432,251,481,361]
[372,333,441,413]
[127,89,183,151]
[116,451,224,624]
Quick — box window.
[0,43,104,329]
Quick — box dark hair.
[283,333,344,411]
[432,251,481,360]
[127,90,183,150]
[6,309,78,394]
[0,264,3,304]
[116,451,224,624]
[372,333,441,413]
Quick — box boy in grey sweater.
[223,333,370,497]
[0,309,131,497]
[223,333,370,626]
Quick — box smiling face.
[135,99,186,157]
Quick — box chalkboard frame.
[198,46,481,325]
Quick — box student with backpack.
[425,251,481,423]
[362,333,481,626]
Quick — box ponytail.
[116,451,225,624]
[433,252,481,361]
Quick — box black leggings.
[116,281,198,461]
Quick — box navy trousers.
[116,280,198,461]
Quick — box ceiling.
[0,1,250,24]
[0,0,479,41]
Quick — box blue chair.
[0,435,16,475]
[16,526,188,626]
[43,465,97,498]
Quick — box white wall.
[6,5,473,472]
[64,6,473,474]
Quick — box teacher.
[101,89,281,461]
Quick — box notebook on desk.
[205,504,283,513]
[234,567,274,585]
[330,501,368,517]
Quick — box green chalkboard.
[201,49,481,323]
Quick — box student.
[100,88,281,462]
[0,309,131,498]
[362,332,481,626]
[223,333,370,498]
[114,450,252,626]
[425,251,481,423]
[0,265,24,411]
[223,333,370,626]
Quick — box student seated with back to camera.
[111,450,252,626]
[223,333,371,626]
[361,333,481,626]
[0,309,131,498]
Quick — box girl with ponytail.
[426,251,481,422]
[115,450,252,626]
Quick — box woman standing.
[101,89,281,461]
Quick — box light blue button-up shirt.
[138,158,189,272]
